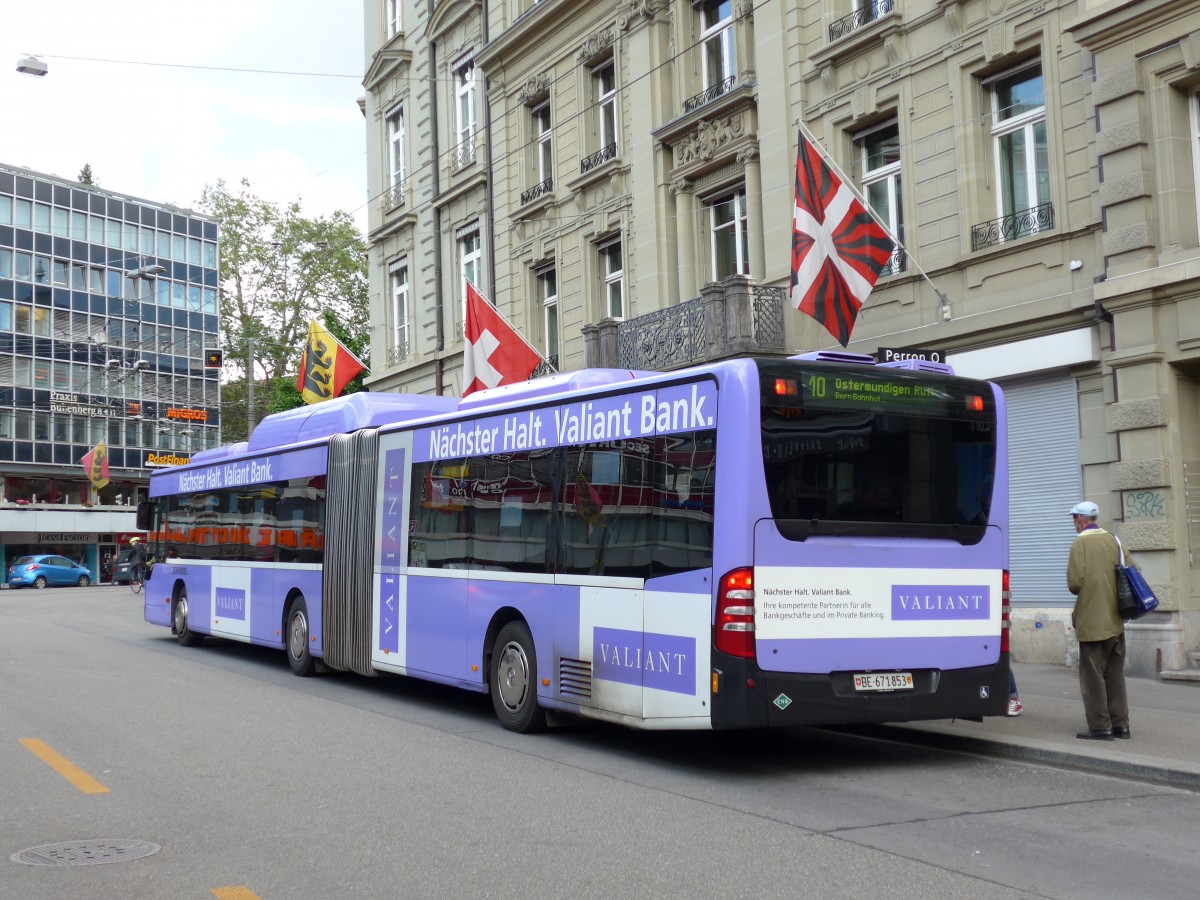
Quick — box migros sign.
[166,407,208,422]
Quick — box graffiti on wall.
[1123,490,1166,520]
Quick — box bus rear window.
[758,363,997,544]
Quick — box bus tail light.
[715,567,755,659]
[1000,570,1011,655]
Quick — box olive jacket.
[1066,525,1125,643]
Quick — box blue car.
[7,554,92,589]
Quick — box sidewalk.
[872,663,1200,791]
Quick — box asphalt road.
[2,583,1197,900]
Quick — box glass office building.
[0,164,220,582]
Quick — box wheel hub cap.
[497,642,529,711]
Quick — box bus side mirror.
[136,501,152,530]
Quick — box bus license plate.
[853,672,914,692]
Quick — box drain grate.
[11,839,161,867]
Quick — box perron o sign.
[876,346,945,364]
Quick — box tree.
[198,180,369,442]
[78,164,96,185]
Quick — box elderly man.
[1066,500,1129,741]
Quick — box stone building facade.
[361,0,1200,675]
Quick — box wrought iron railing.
[580,143,618,174]
[521,178,553,205]
[450,137,477,172]
[386,340,410,366]
[828,0,895,41]
[615,282,786,370]
[382,182,405,213]
[618,296,712,370]
[880,247,906,277]
[971,202,1055,251]
[530,355,559,379]
[683,76,736,113]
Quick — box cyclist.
[128,537,148,587]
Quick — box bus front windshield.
[758,362,997,544]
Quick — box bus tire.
[490,621,546,734]
[173,587,204,648]
[286,596,316,677]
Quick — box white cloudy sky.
[0,0,367,225]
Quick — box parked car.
[7,554,92,589]
[113,549,133,584]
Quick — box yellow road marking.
[19,739,110,794]
[211,888,262,899]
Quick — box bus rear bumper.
[710,653,1010,729]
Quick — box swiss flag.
[463,282,542,396]
[790,130,894,347]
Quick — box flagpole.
[796,120,951,318]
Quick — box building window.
[387,105,405,209]
[708,189,749,280]
[857,120,904,275]
[600,239,624,319]
[1191,88,1200,238]
[455,59,477,157]
[389,107,405,187]
[386,0,402,38]
[596,62,617,152]
[460,227,482,302]
[390,259,410,361]
[700,0,735,89]
[989,63,1050,237]
[539,266,558,365]
[533,102,552,184]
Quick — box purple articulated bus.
[140,351,1010,732]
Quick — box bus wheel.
[490,621,546,733]
[286,596,316,677]
[173,588,204,647]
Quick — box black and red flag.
[790,130,894,347]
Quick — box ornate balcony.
[971,202,1055,251]
[584,277,786,371]
[683,76,736,113]
[580,143,618,175]
[520,178,553,206]
[828,0,895,42]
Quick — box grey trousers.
[1078,634,1129,731]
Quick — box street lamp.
[16,55,48,77]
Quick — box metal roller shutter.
[1005,373,1082,606]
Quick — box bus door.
[560,446,647,721]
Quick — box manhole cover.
[11,839,161,867]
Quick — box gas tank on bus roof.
[248,393,459,450]
[458,368,653,410]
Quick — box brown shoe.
[1076,729,1115,741]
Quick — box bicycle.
[129,562,146,594]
